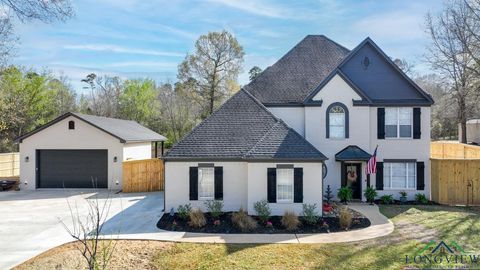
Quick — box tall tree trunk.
[459,96,468,143]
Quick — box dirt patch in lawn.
[14,240,172,270]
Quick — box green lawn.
[152,205,480,270]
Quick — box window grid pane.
[329,106,345,139]
[384,162,416,190]
[198,167,214,199]
[277,168,293,202]
[385,108,412,138]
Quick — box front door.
[343,163,362,199]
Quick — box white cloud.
[64,44,184,57]
[205,0,292,19]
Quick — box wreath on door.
[347,169,357,182]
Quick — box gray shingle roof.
[164,89,326,161]
[72,113,166,142]
[335,145,371,161]
[16,112,166,143]
[244,35,350,104]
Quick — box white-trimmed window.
[276,168,293,202]
[198,167,214,200]
[385,108,412,138]
[383,162,416,189]
[329,106,346,138]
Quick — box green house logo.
[406,240,478,266]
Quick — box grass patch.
[16,205,480,270]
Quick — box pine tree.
[324,185,333,204]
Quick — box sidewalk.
[106,203,394,244]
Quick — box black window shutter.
[377,108,385,139]
[417,162,425,190]
[267,168,276,203]
[189,167,198,200]
[376,162,384,190]
[413,108,421,139]
[294,168,303,203]
[214,167,223,200]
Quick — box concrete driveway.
[0,190,164,269]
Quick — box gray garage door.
[37,150,108,188]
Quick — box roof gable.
[15,112,166,143]
[244,35,350,105]
[337,38,433,105]
[165,89,326,161]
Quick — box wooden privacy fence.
[0,152,19,177]
[431,141,480,159]
[431,159,480,205]
[122,158,164,192]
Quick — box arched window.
[326,103,349,138]
[68,120,75,130]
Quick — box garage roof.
[15,112,167,143]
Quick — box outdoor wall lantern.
[25,156,29,162]
[113,156,117,162]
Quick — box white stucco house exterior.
[16,112,166,190]
[164,35,434,215]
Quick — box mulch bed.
[157,212,371,234]
[373,200,438,205]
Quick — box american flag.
[366,146,378,175]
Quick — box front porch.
[335,145,372,200]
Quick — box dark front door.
[343,163,362,199]
[37,150,108,188]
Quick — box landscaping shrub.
[204,200,224,218]
[415,193,429,204]
[177,203,192,220]
[364,186,377,204]
[399,191,408,203]
[253,200,271,224]
[380,195,394,204]
[188,209,206,228]
[339,207,352,230]
[337,187,353,204]
[302,203,319,225]
[231,208,257,232]
[281,211,300,231]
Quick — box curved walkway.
[111,203,394,244]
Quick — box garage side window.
[68,120,75,130]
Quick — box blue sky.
[13,0,443,94]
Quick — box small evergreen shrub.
[380,194,394,204]
[231,208,257,232]
[302,203,319,225]
[337,187,353,204]
[415,193,429,204]
[339,207,352,230]
[188,209,206,228]
[253,200,271,224]
[177,203,192,220]
[204,200,224,218]
[364,186,377,204]
[281,211,300,231]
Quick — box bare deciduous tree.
[178,30,244,117]
[61,186,116,270]
[81,73,123,118]
[425,0,480,143]
[1,0,73,22]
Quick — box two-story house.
[164,35,433,215]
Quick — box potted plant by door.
[337,187,353,205]
[364,186,377,205]
[399,191,408,204]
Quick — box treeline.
[0,30,244,152]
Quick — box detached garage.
[16,112,166,190]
